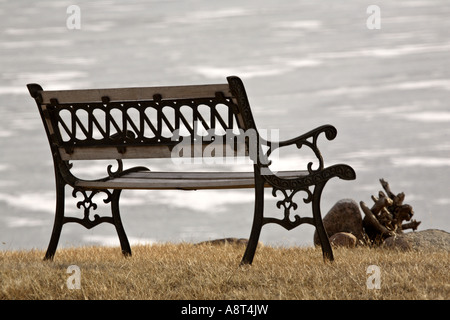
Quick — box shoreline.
[2,228,448,255]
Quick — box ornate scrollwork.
[263,187,315,230]
[227,76,257,131]
[48,90,240,154]
[68,188,114,229]
[107,159,124,178]
[261,164,356,231]
[262,125,339,177]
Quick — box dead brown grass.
[0,243,448,300]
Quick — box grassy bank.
[0,243,448,300]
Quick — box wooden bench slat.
[74,170,309,190]
[41,84,231,104]
[125,170,308,180]
[76,177,255,190]
[58,144,249,161]
[59,146,173,160]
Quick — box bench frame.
[27,76,355,265]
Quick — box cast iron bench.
[27,76,355,265]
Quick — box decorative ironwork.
[259,124,339,177]
[227,76,257,131]
[66,188,114,229]
[263,164,356,191]
[46,91,242,155]
[263,187,315,230]
[107,159,124,178]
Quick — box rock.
[383,229,450,251]
[329,232,357,248]
[383,235,412,250]
[313,199,364,245]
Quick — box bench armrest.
[260,124,338,174]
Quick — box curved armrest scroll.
[260,124,338,174]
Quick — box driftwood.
[360,179,421,244]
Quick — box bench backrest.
[27,76,258,162]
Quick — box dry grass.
[0,243,448,300]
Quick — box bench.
[27,76,356,265]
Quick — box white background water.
[1,0,449,251]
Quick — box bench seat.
[75,170,308,190]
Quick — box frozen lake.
[0,0,449,252]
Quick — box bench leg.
[44,182,65,261]
[110,189,132,257]
[312,183,334,262]
[240,179,264,265]
[45,185,132,259]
